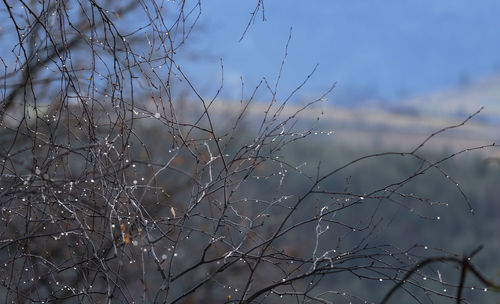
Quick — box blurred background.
[180,0,500,156]
[190,1,500,107]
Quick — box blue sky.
[181,1,500,106]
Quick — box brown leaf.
[123,232,130,245]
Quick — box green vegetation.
[279,136,500,301]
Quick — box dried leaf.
[123,232,130,245]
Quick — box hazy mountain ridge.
[397,74,500,123]
[205,74,500,158]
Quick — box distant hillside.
[205,97,500,159]
[398,74,500,123]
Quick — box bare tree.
[0,1,498,303]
